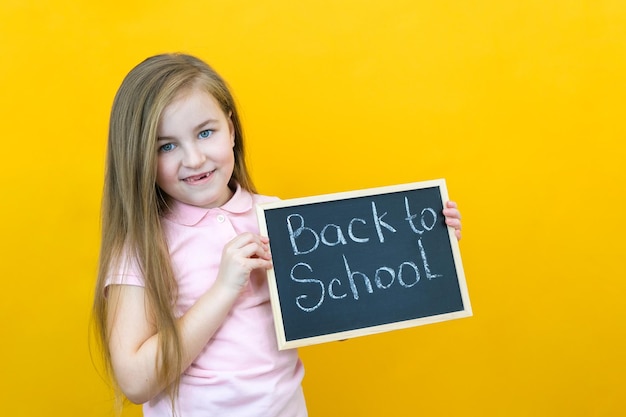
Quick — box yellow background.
[1,1,625,416]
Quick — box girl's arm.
[106,232,272,404]
[443,201,462,241]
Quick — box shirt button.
[217,214,226,223]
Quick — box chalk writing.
[286,198,442,313]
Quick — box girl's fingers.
[443,201,462,241]
[240,241,272,260]
[228,233,266,250]
[225,233,272,261]
[445,217,462,230]
[443,201,461,218]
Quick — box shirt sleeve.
[104,249,145,288]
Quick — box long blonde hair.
[92,53,256,406]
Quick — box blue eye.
[159,143,175,153]
[198,130,213,139]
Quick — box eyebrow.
[157,119,219,141]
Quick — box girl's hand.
[443,201,462,241]
[216,233,273,291]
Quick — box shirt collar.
[164,184,253,226]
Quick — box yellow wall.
[1,1,624,415]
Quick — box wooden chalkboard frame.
[256,179,471,350]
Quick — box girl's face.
[156,89,235,209]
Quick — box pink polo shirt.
[107,186,306,417]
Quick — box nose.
[182,143,206,168]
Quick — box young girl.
[92,53,463,417]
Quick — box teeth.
[184,171,211,182]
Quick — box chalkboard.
[256,179,471,350]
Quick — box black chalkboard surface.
[256,179,471,350]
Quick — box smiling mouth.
[183,170,214,184]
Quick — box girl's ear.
[228,111,235,147]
